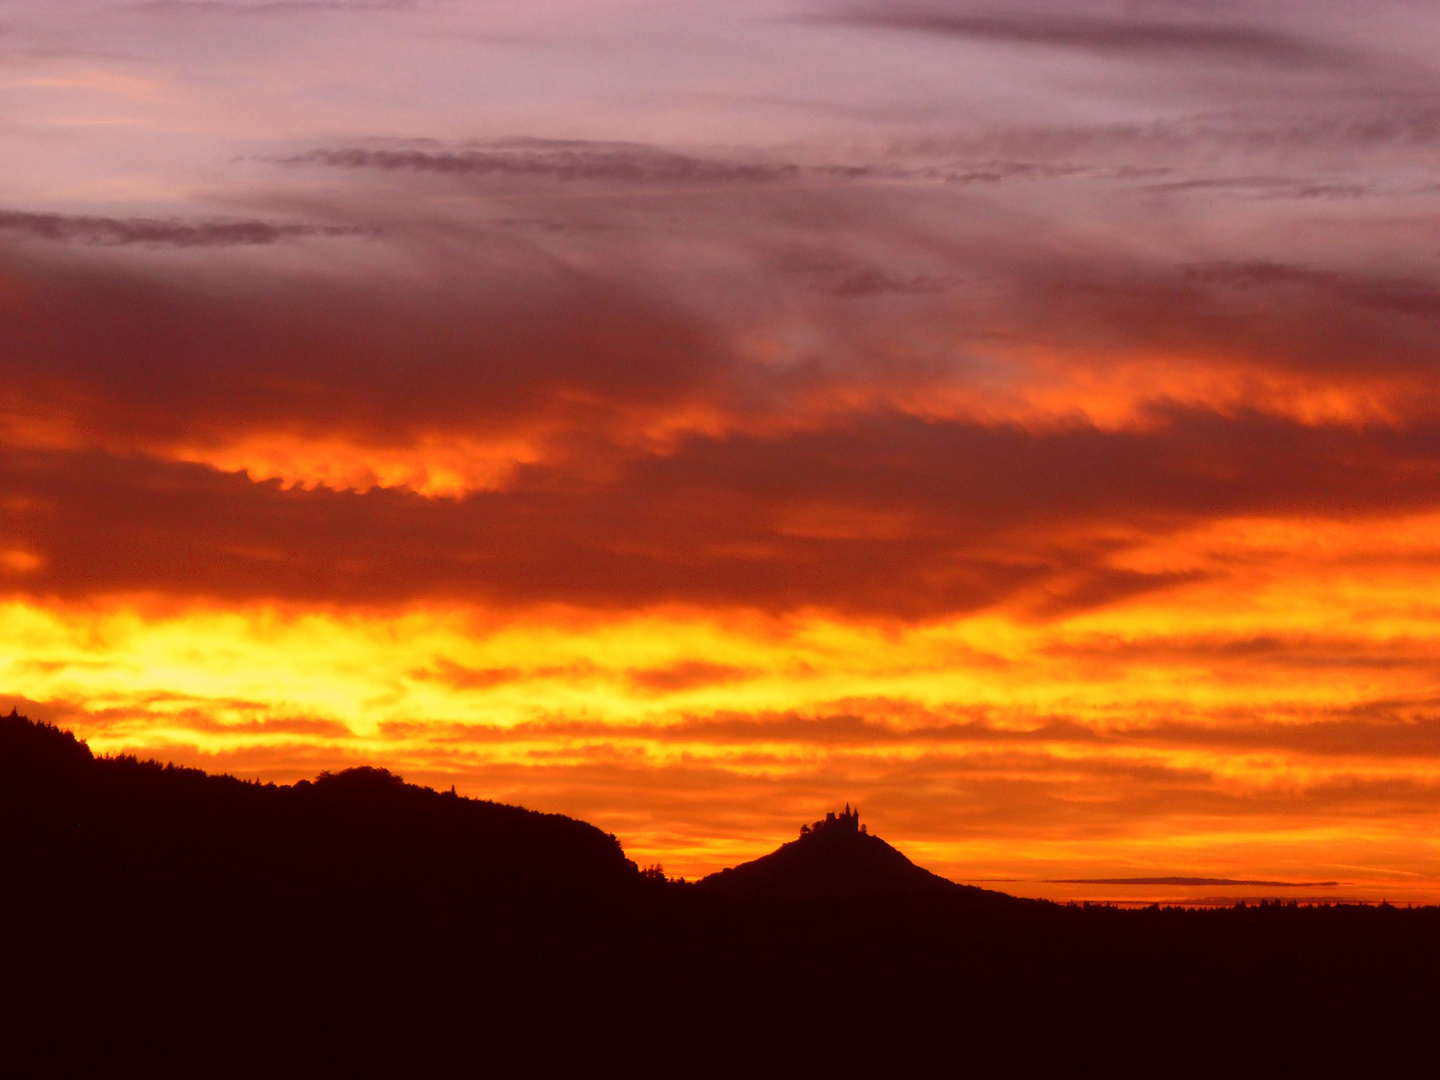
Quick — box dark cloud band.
[6,403,1440,614]
[0,210,358,247]
[820,4,1351,65]
[282,143,801,186]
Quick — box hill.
[699,805,994,900]
[0,707,637,898]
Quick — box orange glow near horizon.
[9,505,1440,904]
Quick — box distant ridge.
[0,707,638,897]
[698,805,990,900]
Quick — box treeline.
[2,711,1437,1072]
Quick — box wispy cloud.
[1050,876,1340,886]
[818,4,1356,66]
[133,0,416,15]
[0,210,358,247]
[281,143,801,186]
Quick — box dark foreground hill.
[700,805,986,899]
[4,711,1440,1073]
[0,707,635,896]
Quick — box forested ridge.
[3,711,1436,1072]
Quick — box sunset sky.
[5,0,1440,903]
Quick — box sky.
[4,0,1440,904]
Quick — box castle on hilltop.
[799,803,866,838]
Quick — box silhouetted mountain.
[699,805,989,900]
[4,709,1440,1074]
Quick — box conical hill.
[698,806,967,900]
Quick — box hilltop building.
[799,804,866,838]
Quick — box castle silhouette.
[799,803,866,837]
